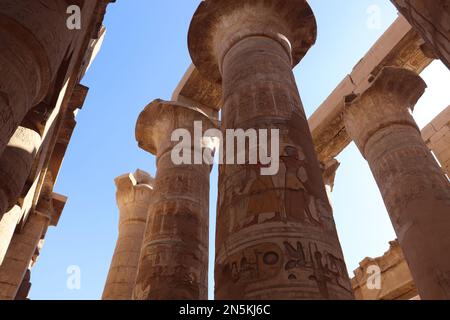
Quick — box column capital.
[188,0,317,83]
[135,99,218,157]
[344,66,427,157]
[114,169,154,209]
[321,158,341,192]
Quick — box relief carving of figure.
[239,163,283,228]
[281,146,321,226]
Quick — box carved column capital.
[135,99,217,158]
[188,0,317,83]
[102,169,154,300]
[133,100,216,300]
[344,66,427,157]
[114,169,154,224]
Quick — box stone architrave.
[102,170,154,300]
[422,106,450,176]
[132,100,217,300]
[188,0,353,300]
[344,66,450,300]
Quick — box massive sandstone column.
[0,206,22,265]
[0,211,52,299]
[132,100,216,300]
[0,126,41,217]
[344,66,450,300]
[390,0,450,70]
[0,0,75,155]
[189,0,353,300]
[102,170,154,300]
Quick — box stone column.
[0,211,50,299]
[0,126,42,217]
[14,268,31,300]
[390,0,450,69]
[344,66,450,300]
[0,0,74,155]
[0,205,22,265]
[133,100,216,300]
[102,170,154,300]
[189,0,353,300]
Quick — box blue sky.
[29,0,450,300]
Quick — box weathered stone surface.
[0,205,22,265]
[321,159,340,204]
[344,66,450,300]
[0,212,50,300]
[14,268,31,300]
[172,64,222,118]
[102,170,154,300]
[391,0,450,69]
[189,0,353,300]
[0,0,111,300]
[422,106,450,176]
[133,100,216,300]
[0,126,41,217]
[0,0,77,155]
[352,240,418,300]
[310,16,433,164]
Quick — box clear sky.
[29,0,450,300]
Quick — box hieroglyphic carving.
[222,243,283,284]
[283,241,352,298]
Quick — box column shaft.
[0,213,48,300]
[0,205,22,265]
[133,100,215,300]
[102,171,153,300]
[0,126,41,217]
[188,0,353,300]
[344,66,450,300]
[0,0,74,154]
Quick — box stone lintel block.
[68,84,90,112]
[429,126,450,145]
[188,0,317,83]
[114,169,154,223]
[172,64,222,113]
[49,193,67,227]
[432,138,450,155]
[421,123,437,143]
[431,106,450,131]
